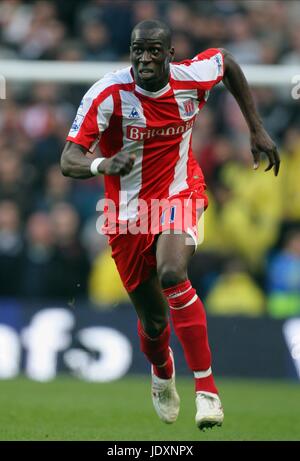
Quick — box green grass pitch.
[0,376,299,441]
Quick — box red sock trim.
[163,281,196,309]
[163,280,191,299]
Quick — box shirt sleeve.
[172,48,224,91]
[66,81,114,151]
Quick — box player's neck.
[136,73,170,93]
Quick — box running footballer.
[61,20,280,430]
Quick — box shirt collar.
[134,81,171,98]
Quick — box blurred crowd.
[0,0,300,317]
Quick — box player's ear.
[169,47,175,62]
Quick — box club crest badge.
[183,99,194,116]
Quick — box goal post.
[0,60,299,86]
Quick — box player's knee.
[158,266,186,289]
[143,318,168,338]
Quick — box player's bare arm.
[219,48,280,176]
[60,141,136,178]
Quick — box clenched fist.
[98,152,136,176]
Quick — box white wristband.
[90,158,105,176]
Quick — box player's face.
[130,28,174,91]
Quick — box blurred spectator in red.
[21,82,64,139]
[0,101,23,138]
[197,136,234,190]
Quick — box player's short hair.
[131,20,172,47]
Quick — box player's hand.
[250,128,280,176]
[98,152,136,176]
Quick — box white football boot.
[195,391,224,430]
[151,348,180,424]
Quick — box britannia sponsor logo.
[126,119,195,141]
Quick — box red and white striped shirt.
[67,48,224,220]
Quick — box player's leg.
[156,232,214,383]
[128,271,172,379]
[109,232,176,384]
[128,272,180,423]
[129,270,168,337]
[156,231,224,429]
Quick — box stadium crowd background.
[0,0,299,317]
